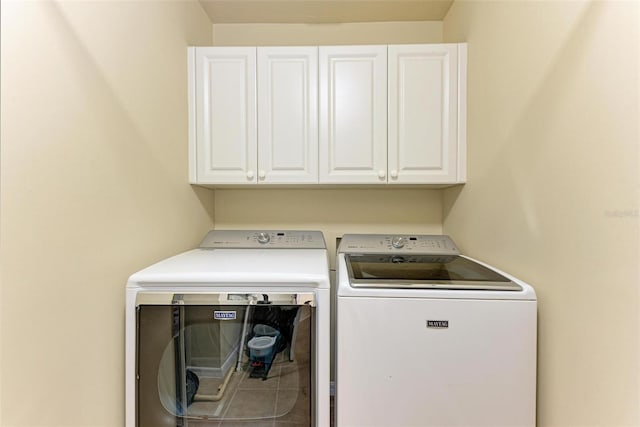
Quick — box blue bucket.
[247,335,277,361]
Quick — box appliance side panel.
[315,289,331,427]
[457,42,467,183]
[188,47,198,184]
[125,289,138,427]
[336,297,536,427]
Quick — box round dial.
[257,232,271,244]
[391,236,407,249]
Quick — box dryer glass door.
[136,292,314,426]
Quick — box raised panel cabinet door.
[388,44,465,184]
[319,46,388,184]
[257,47,318,184]
[192,47,257,184]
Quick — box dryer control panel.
[339,234,460,255]
[200,230,326,249]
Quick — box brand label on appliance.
[426,320,449,329]
[214,310,237,320]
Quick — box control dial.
[391,236,407,249]
[257,232,271,244]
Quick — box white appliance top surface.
[128,248,329,288]
[336,234,535,299]
[337,253,536,300]
[128,230,329,289]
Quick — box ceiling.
[197,0,454,24]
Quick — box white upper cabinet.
[189,43,467,186]
[258,47,318,183]
[319,46,388,184]
[388,44,466,184]
[189,46,318,185]
[190,47,257,184]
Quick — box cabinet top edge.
[190,183,465,190]
[189,42,467,49]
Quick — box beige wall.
[5,1,636,425]
[0,1,214,425]
[443,1,639,425]
[215,189,444,265]
[212,21,443,45]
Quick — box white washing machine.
[125,230,330,427]
[335,234,537,427]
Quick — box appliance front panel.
[336,296,537,427]
[137,303,314,426]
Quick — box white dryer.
[335,234,537,427]
[126,230,330,427]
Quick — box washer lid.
[345,254,522,291]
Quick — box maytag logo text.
[427,320,449,329]
[214,311,237,320]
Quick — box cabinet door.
[193,47,257,184]
[319,46,388,184]
[257,47,318,183]
[388,44,463,184]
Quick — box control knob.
[257,232,271,244]
[391,236,407,249]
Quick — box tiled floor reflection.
[186,315,311,426]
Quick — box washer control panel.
[200,230,326,249]
[339,234,460,255]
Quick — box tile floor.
[187,353,310,426]
[186,315,312,426]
